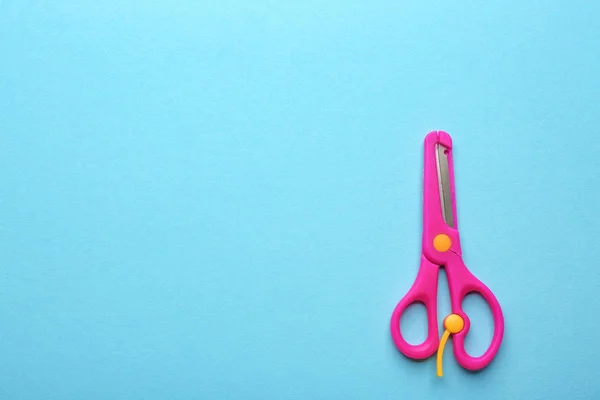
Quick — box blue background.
[1,1,599,399]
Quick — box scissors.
[390,131,504,376]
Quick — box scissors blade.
[435,143,454,228]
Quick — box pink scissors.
[390,131,504,376]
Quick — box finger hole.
[399,302,428,345]
[462,293,493,357]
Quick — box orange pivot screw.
[433,234,452,252]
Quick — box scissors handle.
[445,256,505,371]
[390,255,440,359]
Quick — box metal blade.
[435,144,454,228]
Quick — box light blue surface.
[1,1,600,399]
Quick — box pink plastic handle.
[390,255,440,359]
[445,255,505,370]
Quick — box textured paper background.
[1,1,599,398]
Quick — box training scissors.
[390,131,504,377]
